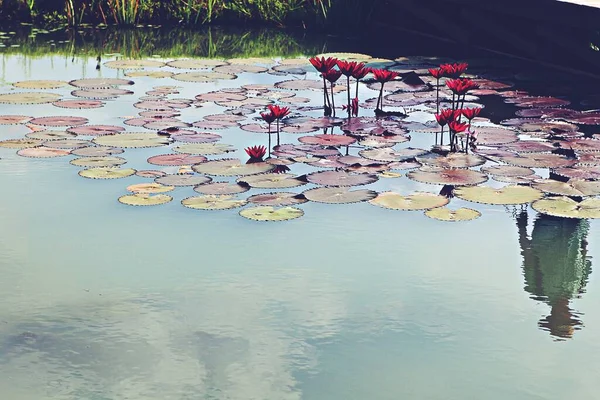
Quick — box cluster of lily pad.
[1,53,600,221]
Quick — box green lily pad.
[303,187,378,204]
[182,195,247,210]
[532,197,600,218]
[70,156,127,168]
[93,132,170,148]
[192,159,274,176]
[455,185,543,205]
[118,193,173,206]
[531,179,600,196]
[173,143,236,155]
[239,206,304,221]
[237,173,306,189]
[79,167,136,179]
[424,207,481,222]
[369,192,449,210]
[0,92,61,104]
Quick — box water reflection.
[516,211,592,340]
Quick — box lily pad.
[28,116,88,127]
[239,206,304,222]
[52,99,104,109]
[70,156,127,168]
[0,115,32,124]
[247,192,308,206]
[416,153,486,168]
[118,194,173,206]
[455,185,543,205]
[532,196,600,218]
[0,92,61,104]
[303,187,378,204]
[182,195,247,210]
[193,182,250,195]
[360,147,428,162]
[126,182,175,194]
[172,71,236,82]
[237,173,306,189]
[147,153,207,166]
[424,207,481,222]
[17,146,70,158]
[79,167,136,179]
[502,153,576,168]
[69,78,134,88]
[26,130,76,141]
[42,139,91,149]
[481,165,535,177]
[306,170,378,187]
[155,174,211,186]
[0,138,43,149]
[71,146,124,157]
[369,192,449,210]
[167,59,228,69]
[13,80,67,89]
[191,159,274,176]
[104,59,165,69]
[532,179,600,196]
[298,134,356,146]
[172,143,235,155]
[67,125,125,136]
[553,166,600,180]
[407,168,488,186]
[93,133,171,148]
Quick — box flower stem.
[435,78,440,114]
[267,123,271,157]
[330,82,336,117]
[346,76,351,119]
[276,119,280,146]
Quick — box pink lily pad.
[298,134,356,146]
[306,170,378,187]
[67,125,126,136]
[52,99,104,109]
[148,153,208,166]
[29,116,88,127]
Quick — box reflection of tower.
[516,211,592,340]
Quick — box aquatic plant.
[371,68,399,111]
[309,56,337,116]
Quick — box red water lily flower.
[267,104,290,120]
[372,68,400,83]
[336,60,364,77]
[448,121,468,133]
[446,78,479,95]
[435,109,460,126]
[429,68,444,79]
[260,112,276,124]
[440,63,468,78]
[351,65,370,80]
[309,56,338,73]
[245,145,267,159]
[323,69,342,83]
[462,107,482,120]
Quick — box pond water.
[1,26,600,399]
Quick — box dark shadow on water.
[515,210,592,340]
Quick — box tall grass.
[3,0,341,27]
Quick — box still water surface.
[0,27,599,399]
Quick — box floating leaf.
[13,80,67,89]
[118,193,173,206]
[172,143,235,155]
[237,173,306,189]
[136,170,167,178]
[239,206,304,221]
[71,88,133,99]
[360,147,428,162]
[424,207,481,222]
[17,146,70,158]
[28,116,88,127]
[52,99,104,109]
[214,64,268,74]
[26,130,76,141]
[167,59,227,69]
[193,182,250,195]
[553,166,600,180]
[182,195,247,210]
[0,92,61,104]
[172,71,236,82]
[42,139,91,149]
[492,174,542,184]
[0,115,32,124]
[502,153,576,168]
[69,78,134,88]
[481,165,535,177]
[155,174,211,186]
[79,167,136,179]
[104,59,165,69]
[147,153,207,166]
[407,168,488,186]
[416,153,486,168]
[67,125,125,136]
[93,132,171,148]
[532,179,600,196]
[306,170,378,187]
[247,192,308,206]
[303,187,377,204]
[126,70,174,79]
[369,192,449,210]
[0,138,43,149]
[191,159,274,176]
[455,185,543,205]
[126,183,175,194]
[71,146,124,157]
[70,156,127,168]
[532,197,600,218]
[171,132,221,143]
[192,120,239,130]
